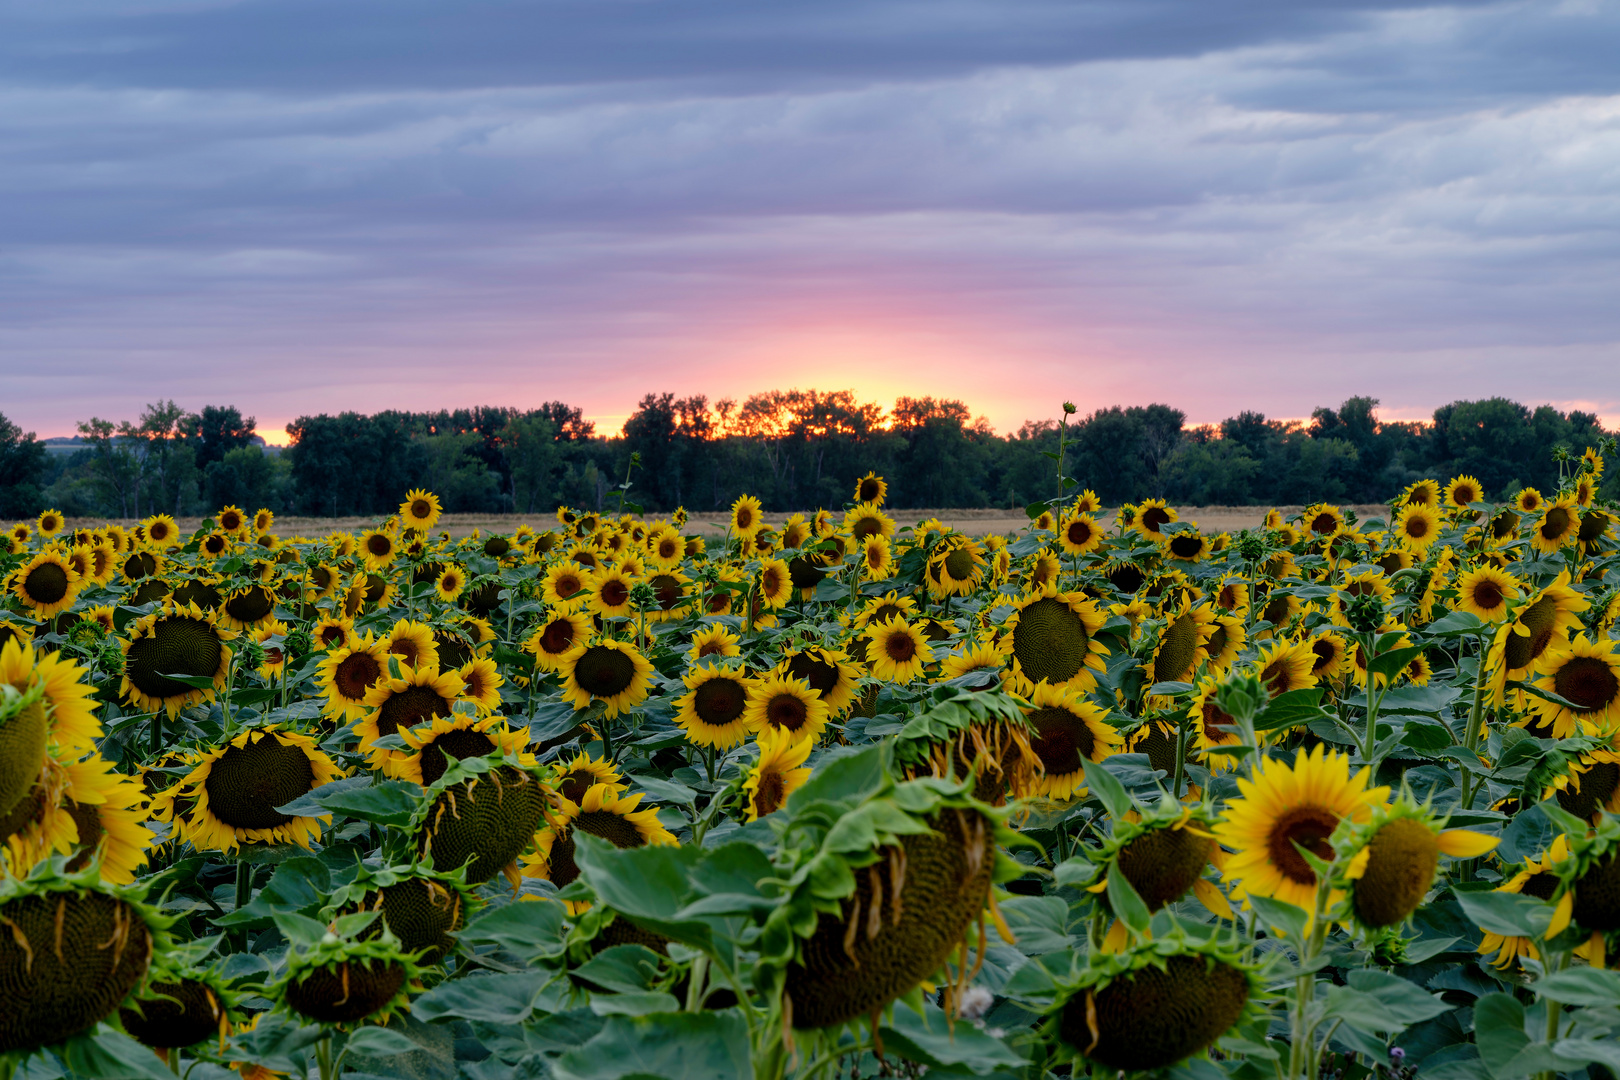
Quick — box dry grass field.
[66,504,1391,540]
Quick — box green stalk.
[151,712,163,757]
[1460,629,1492,812]
[1360,630,1380,763]
[315,1034,335,1080]
[685,955,709,1012]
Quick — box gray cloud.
[1,0,1618,435]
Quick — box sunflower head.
[1003,586,1109,696]
[120,600,235,717]
[676,664,755,749]
[559,638,653,719]
[277,910,420,1026]
[325,864,478,967]
[416,763,552,885]
[1049,935,1262,1073]
[1334,796,1496,930]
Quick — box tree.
[76,417,142,518]
[500,414,560,513]
[203,446,287,513]
[0,413,48,518]
[184,406,258,469]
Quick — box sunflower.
[644,570,693,621]
[1215,744,1389,911]
[158,726,344,852]
[35,508,64,538]
[520,782,676,889]
[1394,480,1436,510]
[854,591,919,631]
[586,566,636,619]
[214,582,277,632]
[1148,603,1216,686]
[927,536,987,599]
[317,635,389,722]
[525,606,594,672]
[1510,487,1543,514]
[549,751,626,804]
[311,614,358,652]
[860,534,893,581]
[1002,586,1109,696]
[675,664,755,749]
[1302,503,1344,537]
[5,754,154,885]
[539,562,587,606]
[0,638,101,757]
[1162,531,1211,564]
[1529,635,1620,736]
[757,558,792,610]
[119,601,235,717]
[647,526,685,570]
[559,638,653,718]
[1335,798,1498,930]
[937,639,1006,684]
[741,673,829,743]
[775,645,863,717]
[357,662,467,763]
[1133,499,1176,539]
[1203,613,1247,673]
[1021,682,1124,800]
[1392,503,1441,552]
[863,616,934,683]
[743,726,813,821]
[1254,639,1318,700]
[358,528,398,570]
[1578,509,1614,555]
[686,624,741,665]
[1305,629,1350,683]
[397,488,442,532]
[1477,836,1570,969]
[1542,824,1620,964]
[1441,475,1482,512]
[1575,475,1598,507]
[426,564,464,604]
[1454,564,1521,622]
[1486,570,1589,702]
[457,657,503,714]
[1530,494,1581,553]
[250,620,288,680]
[383,619,439,672]
[1253,589,1302,635]
[9,550,82,618]
[1187,677,1243,771]
[388,714,531,785]
[730,494,764,538]
[853,471,887,506]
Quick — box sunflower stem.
[1460,630,1492,815]
[233,858,253,950]
[1360,629,1381,764]
[315,1033,335,1080]
[685,954,708,1011]
[151,711,163,757]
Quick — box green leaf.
[1053,855,1097,890]
[58,1026,179,1079]
[156,670,221,689]
[1321,985,1403,1035]
[588,990,682,1016]
[998,895,1071,956]
[1253,687,1332,732]
[786,743,889,811]
[457,898,568,959]
[1454,889,1551,939]
[1148,682,1194,697]
[1344,970,1451,1023]
[550,1010,753,1080]
[1371,645,1427,681]
[342,1027,423,1057]
[881,1002,1028,1073]
[1080,758,1133,819]
[1530,967,1620,1007]
[1248,894,1308,942]
[1106,866,1151,935]
[1426,610,1486,637]
[1553,1038,1620,1073]
[411,970,548,1024]
[1472,993,1542,1080]
[633,775,698,806]
[571,945,664,994]
[304,779,421,827]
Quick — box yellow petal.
[1438,829,1500,858]
[1101,919,1130,954]
[1549,891,1574,939]
[1194,876,1234,919]
[1085,874,1109,894]
[1346,846,1371,881]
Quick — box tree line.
[1,392,1611,521]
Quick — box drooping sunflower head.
[1334,797,1497,931]
[277,913,419,1026]
[675,664,754,749]
[389,713,532,786]
[1050,937,1261,1073]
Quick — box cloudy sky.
[3,0,1618,440]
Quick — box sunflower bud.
[237,638,267,671]
[1062,401,1077,415]
[629,581,658,613]
[282,628,313,662]
[1214,670,1265,725]
[95,638,125,678]
[1344,591,1386,634]
[1235,530,1267,564]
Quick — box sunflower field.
[2,443,1620,1080]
